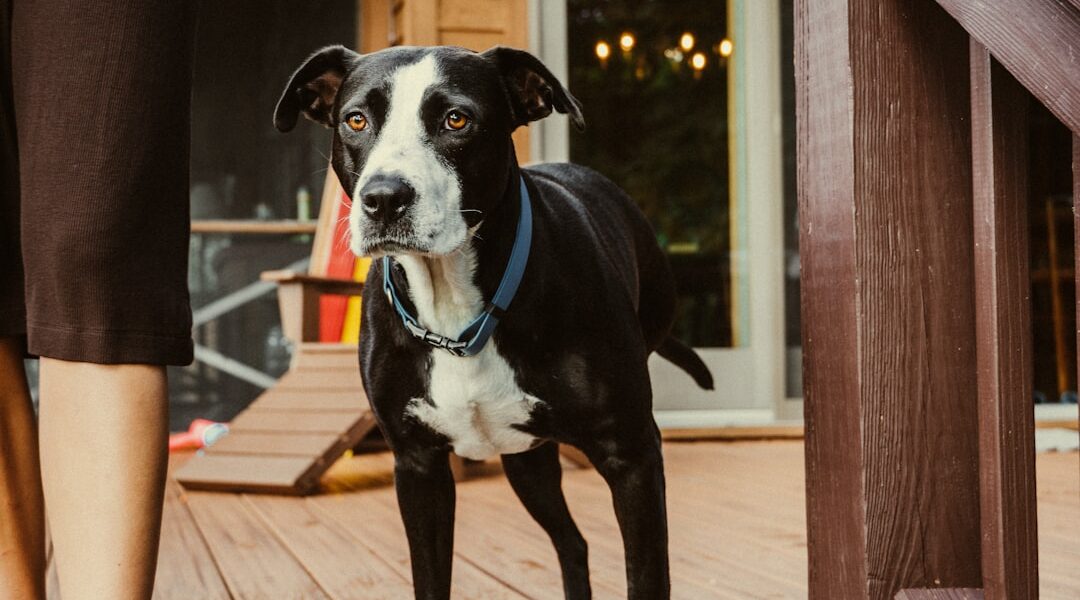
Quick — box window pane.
[169,0,357,430]
[567,0,734,348]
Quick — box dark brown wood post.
[1074,134,1080,467]
[796,0,865,595]
[797,0,983,597]
[969,42,1039,600]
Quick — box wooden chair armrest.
[260,269,304,282]
[268,271,366,344]
[260,270,365,296]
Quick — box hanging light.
[595,40,611,61]
[691,52,707,71]
[619,32,636,52]
[679,32,695,52]
[718,38,734,58]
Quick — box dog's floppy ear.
[482,46,585,131]
[274,45,361,132]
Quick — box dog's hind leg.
[393,448,456,600]
[501,443,592,600]
[585,425,670,600]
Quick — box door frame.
[528,0,799,426]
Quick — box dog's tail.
[656,336,714,390]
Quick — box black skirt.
[0,0,197,365]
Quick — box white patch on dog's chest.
[410,345,541,460]
[396,253,540,460]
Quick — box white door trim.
[738,0,787,418]
[530,0,794,428]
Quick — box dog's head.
[274,45,583,257]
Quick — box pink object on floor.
[168,418,229,452]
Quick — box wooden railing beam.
[969,41,1039,600]
[934,0,1080,135]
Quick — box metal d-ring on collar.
[381,176,533,357]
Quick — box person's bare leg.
[0,337,45,600]
[38,358,168,600]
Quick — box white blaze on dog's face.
[349,55,464,257]
[273,45,584,258]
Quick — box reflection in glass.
[568,0,733,348]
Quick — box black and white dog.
[274,44,713,600]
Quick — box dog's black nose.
[359,176,415,222]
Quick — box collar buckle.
[382,175,532,358]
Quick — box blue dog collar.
[382,176,532,357]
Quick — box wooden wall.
[359,0,531,162]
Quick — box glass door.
[532,0,789,424]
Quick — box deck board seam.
[453,550,541,600]
[365,485,541,599]
[241,494,341,599]
[174,488,238,600]
[304,497,417,583]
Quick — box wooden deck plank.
[175,455,314,492]
[275,370,364,391]
[309,489,529,599]
[545,446,809,598]
[156,441,1079,599]
[228,410,361,433]
[313,451,605,597]
[467,492,644,599]
[244,495,415,599]
[292,343,359,369]
[450,488,626,599]
[184,491,330,599]
[443,443,807,598]
[152,475,232,600]
[249,392,366,411]
[207,431,341,457]
[1036,451,1080,597]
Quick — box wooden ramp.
[176,344,375,495]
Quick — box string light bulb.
[718,38,733,58]
[595,40,611,61]
[691,52,707,71]
[679,32,695,52]
[619,32,636,52]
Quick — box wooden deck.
[62,441,1079,599]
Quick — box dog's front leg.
[587,428,670,600]
[394,448,456,600]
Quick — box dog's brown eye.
[346,113,367,132]
[445,111,469,131]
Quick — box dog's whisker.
[336,229,353,251]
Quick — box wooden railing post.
[797,0,983,597]
[969,42,1039,600]
[1074,134,1080,474]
